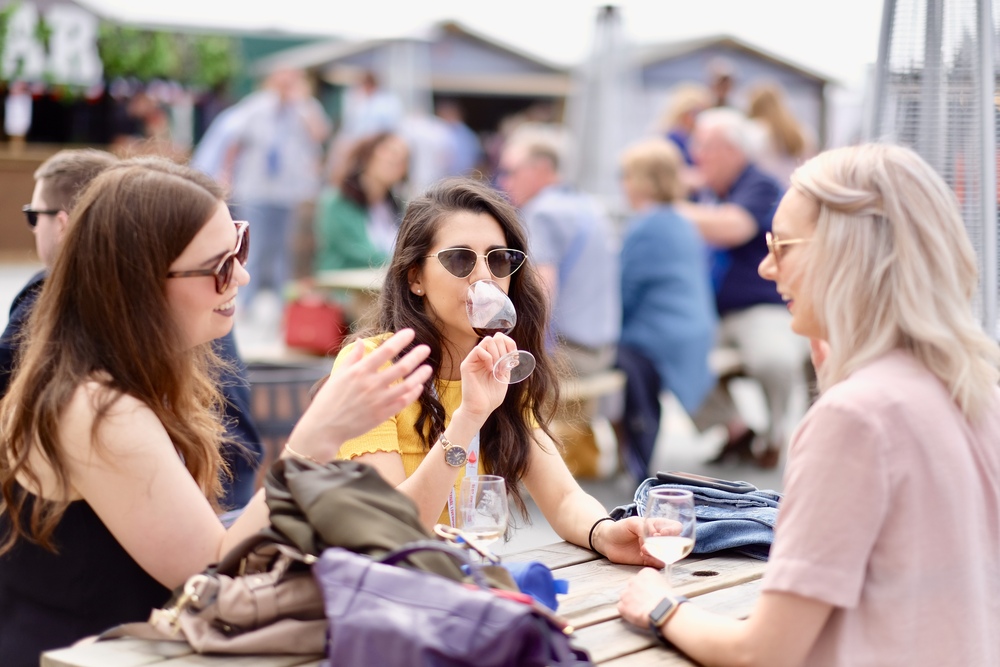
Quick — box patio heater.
[868,0,998,338]
[567,5,643,219]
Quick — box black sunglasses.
[22,205,62,228]
[167,221,250,294]
[425,247,527,280]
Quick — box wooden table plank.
[42,639,321,667]
[502,540,600,569]
[150,655,322,667]
[314,268,385,292]
[42,638,194,667]
[571,579,763,664]
[601,646,696,667]
[555,554,766,628]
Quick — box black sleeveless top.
[0,490,171,667]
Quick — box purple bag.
[313,543,593,667]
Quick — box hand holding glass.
[642,489,696,582]
[466,280,535,384]
[457,475,509,552]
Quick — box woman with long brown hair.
[333,177,650,564]
[314,131,409,271]
[0,157,431,666]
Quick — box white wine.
[465,527,503,547]
[644,536,694,564]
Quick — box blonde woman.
[659,82,713,166]
[746,83,815,187]
[618,143,1000,666]
[617,139,717,473]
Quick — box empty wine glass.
[642,489,696,583]
[466,280,535,384]
[457,475,509,556]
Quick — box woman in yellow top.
[335,177,650,565]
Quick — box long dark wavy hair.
[362,177,559,517]
[0,157,229,554]
[339,131,404,216]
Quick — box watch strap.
[649,594,689,645]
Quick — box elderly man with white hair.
[676,107,809,469]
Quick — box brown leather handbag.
[102,460,516,655]
[146,532,327,654]
[99,531,326,654]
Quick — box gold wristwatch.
[439,434,468,467]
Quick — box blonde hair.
[793,143,1000,418]
[619,139,684,203]
[748,83,806,157]
[660,83,712,131]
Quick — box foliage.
[0,1,22,80]
[97,24,240,89]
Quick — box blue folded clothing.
[502,561,569,611]
[610,478,782,560]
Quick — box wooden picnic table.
[41,541,765,667]
[314,267,386,293]
[312,267,386,330]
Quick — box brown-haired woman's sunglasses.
[425,247,527,280]
[167,221,249,294]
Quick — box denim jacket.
[610,478,782,560]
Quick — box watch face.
[444,444,468,467]
[650,597,676,625]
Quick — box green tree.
[97,24,239,89]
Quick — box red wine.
[474,320,514,337]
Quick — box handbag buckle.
[433,524,500,564]
[160,574,211,635]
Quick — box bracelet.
[588,516,615,555]
[283,442,322,465]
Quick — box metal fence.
[869,0,998,338]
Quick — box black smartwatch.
[648,593,689,645]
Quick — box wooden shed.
[638,34,835,147]
[253,20,572,134]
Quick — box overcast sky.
[80,0,885,88]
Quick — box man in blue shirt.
[1,150,263,507]
[675,108,809,468]
[498,136,621,377]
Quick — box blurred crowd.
[108,63,819,472]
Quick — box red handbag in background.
[283,295,346,356]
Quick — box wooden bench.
[708,346,746,380]
[559,368,627,403]
[554,369,627,479]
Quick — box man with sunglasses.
[1,149,115,395]
[1,150,264,509]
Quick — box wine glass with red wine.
[466,280,536,384]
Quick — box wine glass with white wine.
[642,489,696,583]
[457,475,509,557]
